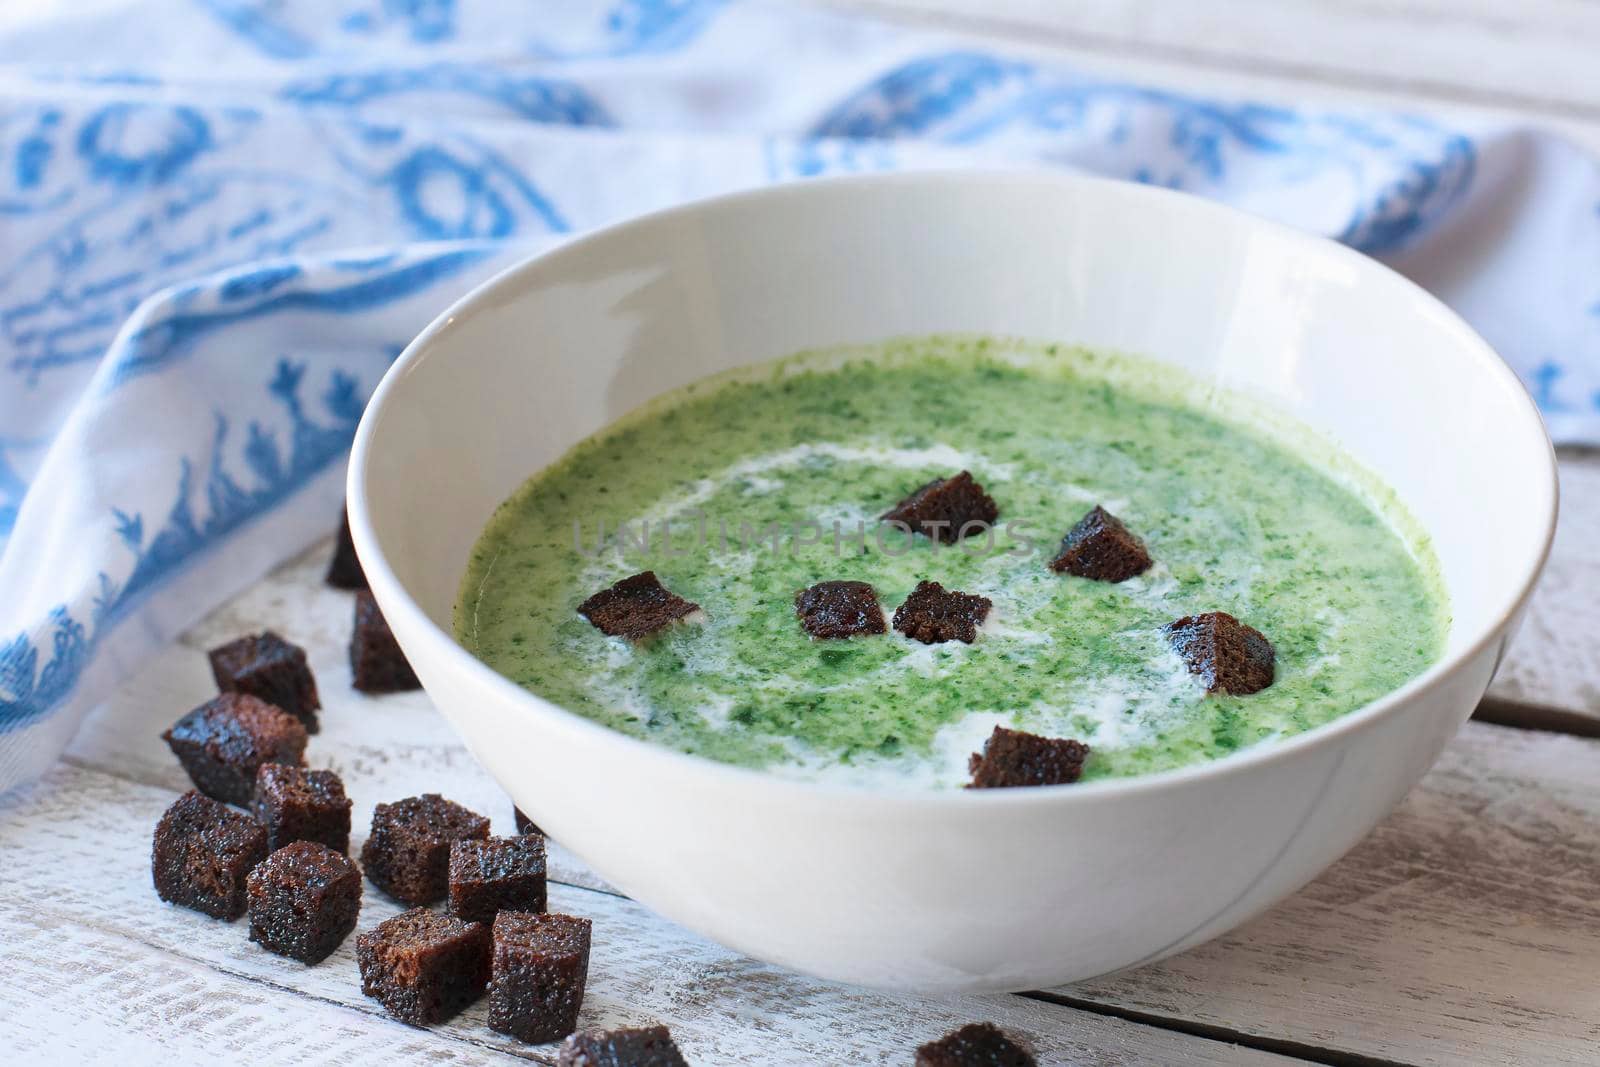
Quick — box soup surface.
[456,337,1447,788]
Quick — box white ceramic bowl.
[349,172,1556,993]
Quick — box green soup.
[455,337,1448,789]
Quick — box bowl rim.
[348,168,1560,810]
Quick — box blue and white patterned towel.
[2,1,1597,792]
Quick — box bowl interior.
[356,172,1553,740]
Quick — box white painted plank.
[820,0,1600,120]
[0,763,1294,1067]
[1056,720,1600,1066]
[3,908,511,1066]
[1484,453,1600,725]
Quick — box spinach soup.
[455,337,1447,789]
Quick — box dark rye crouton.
[357,908,491,1025]
[881,470,999,543]
[488,911,593,1044]
[350,590,421,693]
[1166,611,1276,695]
[967,726,1090,789]
[246,841,362,964]
[361,794,490,906]
[163,693,307,806]
[151,790,269,920]
[578,571,702,641]
[325,507,368,590]
[253,763,351,854]
[916,1022,1037,1066]
[892,580,992,645]
[1048,505,1152,582]
[560,1026,690,1067]
[513,805,545,838]
[209,631,321,733]
[449,835,548,924]
[794,580,887,639]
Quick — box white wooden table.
[6,3,1600,1063]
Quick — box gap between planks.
[1019,991,1410,1067]
[1055,719,1600,1065]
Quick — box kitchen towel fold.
[1,0,1597,792]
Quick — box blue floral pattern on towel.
[279,66,614,126]
[0,0,1596,790]
[1,356,364,731]
[810,52,1476,255]
[196,0,726,59]
[0,101,565,390]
